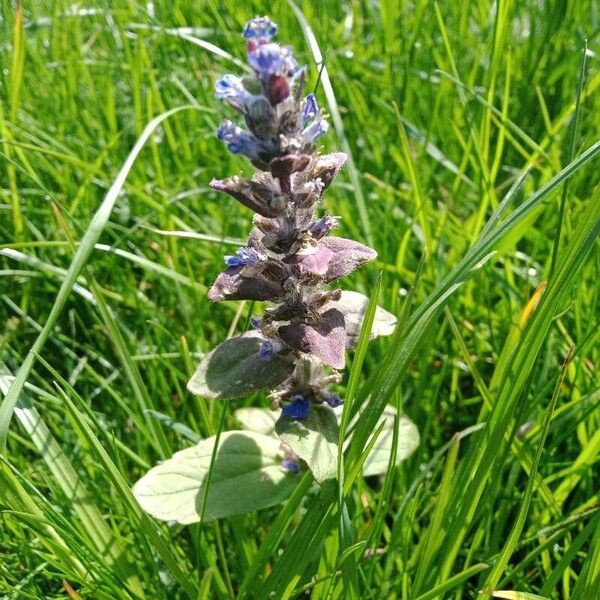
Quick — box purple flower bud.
[302,94,319,124]
[217,121,263,160]
[266,74,291,105]
[281,458,300,472]
[282,395,311,420]
[248,43,298,82]
[324,393,343,408]
[243,16,278,41]
[280,442,300,472]
[224,247,266,268]
[309,215,340,238]
[259,340,274,361]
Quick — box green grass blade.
[0,104,203,452]
[483,348,573,589]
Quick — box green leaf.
[362,407,420,477]
[187,333,295,400]
[235,407,281,435]
[133,431,299,524]
[275,404,339,484]
[335,291,397,346]
[487,592,551,600]
[238,405,417,478]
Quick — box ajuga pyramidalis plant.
[133,17,418,524]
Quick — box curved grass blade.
[0,104,204,453]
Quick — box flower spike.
[193,17,384,481]
[135,16,404,527]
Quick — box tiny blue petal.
[302,118,329,144]
[215,74,252,107]
[324,393,343,408]
[282,395,310,420]
[250,316,262,329]
[215,74,238,97]
[224,255,244,267]
[216,121,263,159]
[302,93,319,124]
[259,341,274,361]
[243,17,278,40]
[224,246,265,268]
[281,458,300,472]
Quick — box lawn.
[0,1,599,599]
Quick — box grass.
[0,1,599,598]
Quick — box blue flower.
[282,395,310,420]
[324,393,343,408]
[215,74,253,111]
[224,246,265,268]
[281,458,300,472]
[243,16,278,41]
[259,340,274,361]
[248,43,298,81]
[216,121,263,159]
[250,316,262,329]
[302,94,319,124]
[303,118,329,145]
[301,93,329,144]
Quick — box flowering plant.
[133,17,418,524]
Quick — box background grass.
[1,1,599,598]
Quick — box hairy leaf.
[362,407,420,477]
[235,407,281,435]
[321,237,377,282]
[275,404,339,483]
[133,431,298,524]
[207,266,285,301]
[210,176,283,218]
[187,333,294,400]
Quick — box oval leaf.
[275,404,339,484]
[235,407,281,435]
[133,431,298,524]
[362,407,420,477]
[187,333,294,400]
[334,291,397,347]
